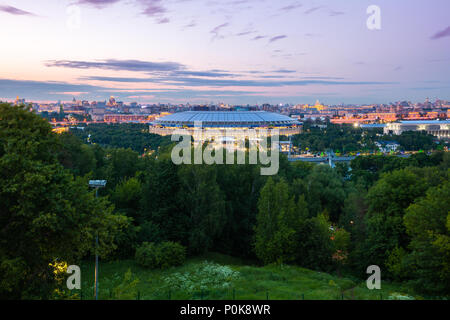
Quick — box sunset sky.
[0,0,449,104]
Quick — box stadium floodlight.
[89,180,107,188]
[88,180,107,301]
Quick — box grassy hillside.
[77,253,417,300]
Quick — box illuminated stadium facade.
[149,111,302,137]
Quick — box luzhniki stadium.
[149,111,302,137]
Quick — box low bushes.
[135,241,186,269]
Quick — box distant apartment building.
[330,112,397,124]
[38,104,60,113]
[365,113,397,122]
[64,109,86,115]
[89,108,106,121]
[426,111,439,119]
[104,114,157,123]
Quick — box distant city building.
[384,120,450,139]
[89,108,106,121]
[107,96,117,107]
[104,114,158,123]
[14,96,25,105]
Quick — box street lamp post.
[89,180,107,301]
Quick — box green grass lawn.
[76,252,417,300]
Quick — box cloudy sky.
[0,0,449,104]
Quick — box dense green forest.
[69,123,172,154]
[1,103,449,299]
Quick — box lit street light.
[88,180,107,300]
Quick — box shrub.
[135,242,159,268]
[159,241,186,269]
[135,241,186,269]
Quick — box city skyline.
[0,0,449,104]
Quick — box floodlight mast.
[88,180,107,300]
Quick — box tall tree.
[305,165,346,221]
[254,178,284,264]
[254,179,308,265]
[403,181,450,295]
[178,164,226,254]
[140,159,188,244]
[0,103,128,299]
[215,163,265,258]
[57,132,96,176]
[295,211,334,271]
[363,168,431,270]
[105,148,141,188]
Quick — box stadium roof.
[154,111,300,126]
